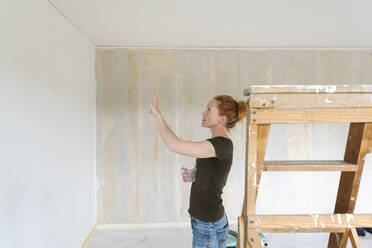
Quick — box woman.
[149,91,246,248]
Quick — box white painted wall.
[49,0,372,47]
[0,0,96,247]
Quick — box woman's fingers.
[152,92,158,105]
[183,177,191,182]
[149,91,161,116]
[182,174,192,182]
[149,91,157,114]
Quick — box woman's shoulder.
[214,136,232,142]
[210,136,233,149]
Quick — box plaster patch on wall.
[287,124,313,212]
[142,50,175,75]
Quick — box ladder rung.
[260,160,357,172]
[247,214,372,233]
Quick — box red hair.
[213,95,247,129]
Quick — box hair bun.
[236,100,247,122]
[213,95,247,129]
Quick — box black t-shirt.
[188,136,233,222]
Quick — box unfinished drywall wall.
[95,48,372,224]
[0,0,96,247]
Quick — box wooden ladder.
[237,85,372,248]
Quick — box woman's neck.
[210,126,229,138]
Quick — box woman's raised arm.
[149,91,216,158]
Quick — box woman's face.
[201,99,224,128]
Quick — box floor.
[86,225,372,248]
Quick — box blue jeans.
[190,212,229,248]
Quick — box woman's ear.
[218,115,227,125]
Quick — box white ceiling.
[49,0,372,47]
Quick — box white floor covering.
[86,225,372,248]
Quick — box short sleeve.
[206,137,232,160]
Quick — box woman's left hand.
[149,91,161,116]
